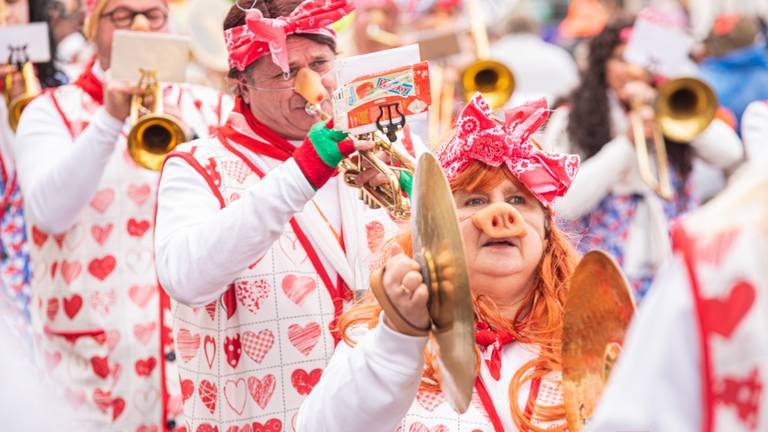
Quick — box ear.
[236,76,251,104]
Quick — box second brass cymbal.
[562,250,636,431]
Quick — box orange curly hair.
[338,161,579,431]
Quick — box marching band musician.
[298,93,582,432]
[542,17,744,302]
[0,0,67,338]
[154,0,405,429]
[13,0,231,429]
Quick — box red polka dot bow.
[437,93,581,207]
[224,0,355,74]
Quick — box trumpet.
[631,77,717,200]
[5,61,42,132]
[295,68,416,220]
[127,69,187,171]
[460,0,514,110]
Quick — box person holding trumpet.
[0,0,67,340]
[12,0,231,429]
[154,0,407,429]
[297,93,581,432]
[542,17,744,301]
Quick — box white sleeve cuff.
[359,314,428,376]
[276,158,316,203]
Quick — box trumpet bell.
[8,94,35,132]
[461,59,515,111]
[127,114,186,171]
[6,61,42,132]
[657,77,718,142]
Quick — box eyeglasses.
[101,7,168,30]
[246,59,337,92]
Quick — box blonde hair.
[338,162,579,431]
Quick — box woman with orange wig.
[296,93,581,432]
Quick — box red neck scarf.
[219,97,298,161]
[476,321,516,381]
[73,60,104,105]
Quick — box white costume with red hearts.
[588,159,768,432]
[155,107,399,430]
[296,322,564,432]
[13,61,231,431]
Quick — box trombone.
[460,0,514,111]
[630,77,717,200]
[294,68,416,220]
[127,69,187,171]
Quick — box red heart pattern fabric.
[291,368,322,396]
[247,374,276,409]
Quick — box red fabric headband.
[224,0,354,73]
[437,93,580,207]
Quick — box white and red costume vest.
[165,114,396,431]
[672,164,768,432]
[28,80,229,431]
[396,370,564,431]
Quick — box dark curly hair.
[567,16,693,180]
[28,0,67,88]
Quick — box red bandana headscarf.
[224,0,355,74]
[437,93,580,207]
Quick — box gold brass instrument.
[294,68,416,220]
[127,69,187,171]
[562,250,636,431]
[631,77,717,200]
[5,61,42,132]
[371,152,476,413]
[460,0,515,110]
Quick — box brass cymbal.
[412,152,476,413]
[562,250,636,431]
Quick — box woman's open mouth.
[482,238,519,249]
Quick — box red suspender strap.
[216,94,224,124]
[474,373,542,432]
[673,224,713,432]
[46,89,76,139]
[475,378,505,432]
[162,151,226,209]
[524,377,542,420]
[157,288,175,431]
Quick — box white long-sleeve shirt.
[14,97,124,234]
[155,146,343,307]
[297,317,552,432]
[156,126,427,308]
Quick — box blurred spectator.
[697,14,768,131]
[491,13,578,106]
[48,0,91,79]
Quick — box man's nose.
[470,202,527,239]
[130,14,151,32]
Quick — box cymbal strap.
[370,267,430,337]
